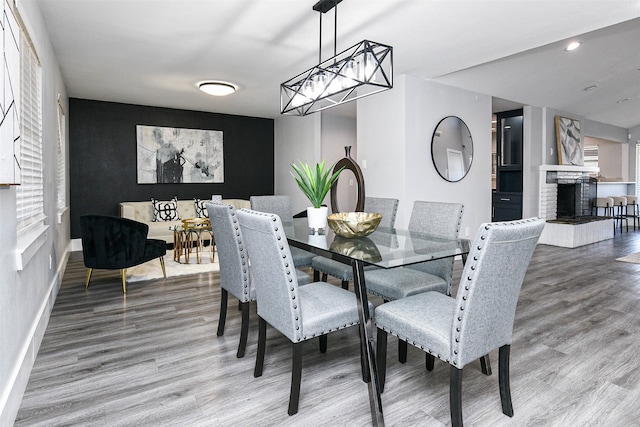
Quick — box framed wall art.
[136,125,224,184]
[555,116,583,166]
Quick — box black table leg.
[351,259,385,426]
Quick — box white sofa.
[119,198,251,243]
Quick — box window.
[16,30,44,235]
[636,143,640,197]
[583,145,599,169]
[56,98,67,217]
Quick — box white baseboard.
[71,238,82,252]
[0,246,70,425]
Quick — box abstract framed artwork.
[136,125,224,184]
[555,116,583,166]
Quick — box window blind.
[16,33,44,234]
[56,99,66,211]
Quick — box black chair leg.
[321,273,328,282]
[237,301,250,358]
[313,269,320,281]
[341,280,349,290]
[480,354,492,376]
[288,342,303,416]
[426,353,435,371]
[319,334,327,353]
[376,328,387,393]
[398,339,408,363]
[254,317,267,378]
[499,345,514,417]
[217,289,228,336]
[450,366,463,427]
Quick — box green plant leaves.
[291,160,344,208]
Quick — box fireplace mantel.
[539,165,599,173]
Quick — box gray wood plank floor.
[15,230,640,426]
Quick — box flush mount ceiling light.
[565,41,581,51]
[198,81,237,96]
[280,0,393,116]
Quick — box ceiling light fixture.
[565,41,581,51]
[616,97,631,104]
[280,0,393,116]
[583,84,599,91]
[198,81,237,96]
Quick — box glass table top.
[287,218,470,269]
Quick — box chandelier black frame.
[280,0,393,116]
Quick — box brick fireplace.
[539,165,599,221]
[538,165,613,247]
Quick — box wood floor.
[15,230,640,426]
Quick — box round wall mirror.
[431,116,473,182]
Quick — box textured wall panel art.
[555,116,583,166]
[1,0,21,185]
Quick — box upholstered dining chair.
[365,200,463,363]
[250,195,315,270]
[206,202,310,358]
[237,208,372,416]
[375,217,545,427]
[311,196,400,289]
[80,214,166,294]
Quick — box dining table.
[286,218,470,426]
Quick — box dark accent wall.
[69,98,274,238]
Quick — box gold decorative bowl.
[327,212,382,238]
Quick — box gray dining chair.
[250,195,315,270]
[237,208,372,416]
[375,217,545,427]
[207,202,310,359]
[311,196,399,289]
[365,200,463,363]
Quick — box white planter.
[307,206,328,232]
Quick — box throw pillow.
[152,197,180,222]
[194,198,209,218]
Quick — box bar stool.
[624,195,639,230]
[610,196,628,233]
[593,197,614,218]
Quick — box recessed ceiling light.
[616,97,631,104]
[583,84,599,91]
[565,41,581,51]
[198,81,237,96]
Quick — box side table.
[172,218,215,264]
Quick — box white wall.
[523,106,544,218]
[320,109,357,212]
[275,107,359,216]
[0,1,69,424]
[358,75,492,236]
[274,113,320,215]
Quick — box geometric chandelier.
[280,0,393,116]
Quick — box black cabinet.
[493,109,523,221]
[492,192,523,222]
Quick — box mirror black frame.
[431,116,473,182]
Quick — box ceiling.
[34,0,640,129]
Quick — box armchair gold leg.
[85,268,93,289]
[160,256,166,279]
[121,269,127,294]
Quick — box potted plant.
[291,159,343,231]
